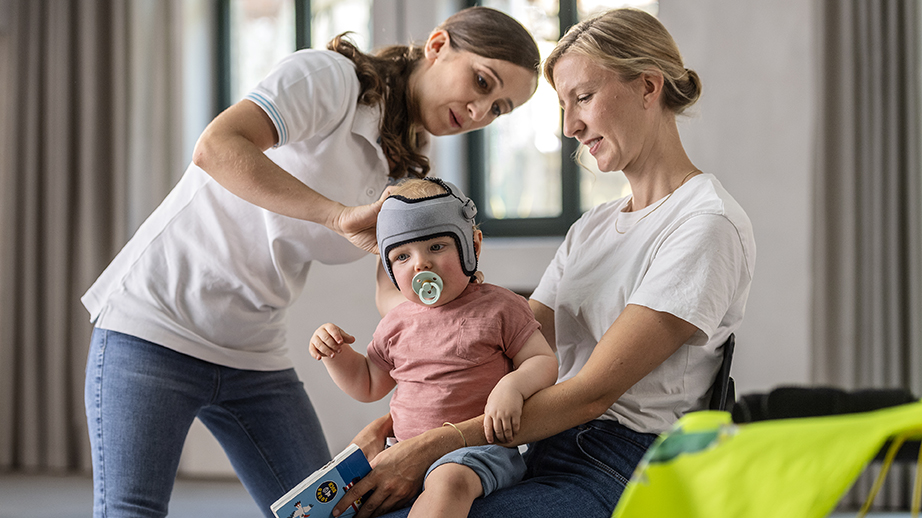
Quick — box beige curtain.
[0,0,185,472]
[814,0,922,509]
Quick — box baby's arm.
[310,323,396,402]
[484,329,558,443]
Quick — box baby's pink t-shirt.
[367,283,541,441]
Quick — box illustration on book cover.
[271,444,371,518]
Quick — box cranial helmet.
[376,178,478,289]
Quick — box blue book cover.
[271,444,371,518]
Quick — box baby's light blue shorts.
[425,444,526,497]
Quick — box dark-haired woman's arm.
[193,99,387,254]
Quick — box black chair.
[731,385,920,461]
[708,333,736,411]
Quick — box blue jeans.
[84,328,331,518]
[380,419,657,518]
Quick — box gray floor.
[0,473,914,517]
[0,473,260,518]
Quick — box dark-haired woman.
[81,7,539,518]
[337,8,755,518]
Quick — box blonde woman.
[336,9,755,518]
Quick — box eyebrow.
[557,77,597,108]
[485,65,505,88]
[484,65,516,113]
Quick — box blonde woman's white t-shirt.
[82,50,390,371]
[530,173,756,434]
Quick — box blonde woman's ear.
[640,69,665,109]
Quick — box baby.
[310,177,557,518]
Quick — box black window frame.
[465,0,582,237]
[214,0,583,237]
[215,0,312,114]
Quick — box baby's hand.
[309,323,355,360]
[483,382,524,444]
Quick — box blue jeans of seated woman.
[84,328,331,518]
[380,419,657,518]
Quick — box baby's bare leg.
[408,463,483,518]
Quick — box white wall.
[661,0,816,393]
[178,0,819,477]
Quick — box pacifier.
[411,271,443,305]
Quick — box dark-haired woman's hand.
[333,202,383,254]
[331,187,395,255]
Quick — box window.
[217,0,372,111]
[214,0,654,238]
[467,0,657,237]
[310,0,373,52]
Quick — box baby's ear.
[472,229,483,259]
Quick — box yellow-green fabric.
[612,402,922,518]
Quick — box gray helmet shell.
[377,178,478,288]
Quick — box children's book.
[271,443,371,518]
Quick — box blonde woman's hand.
[350,414,393,464]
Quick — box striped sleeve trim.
[246,92,288,147]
